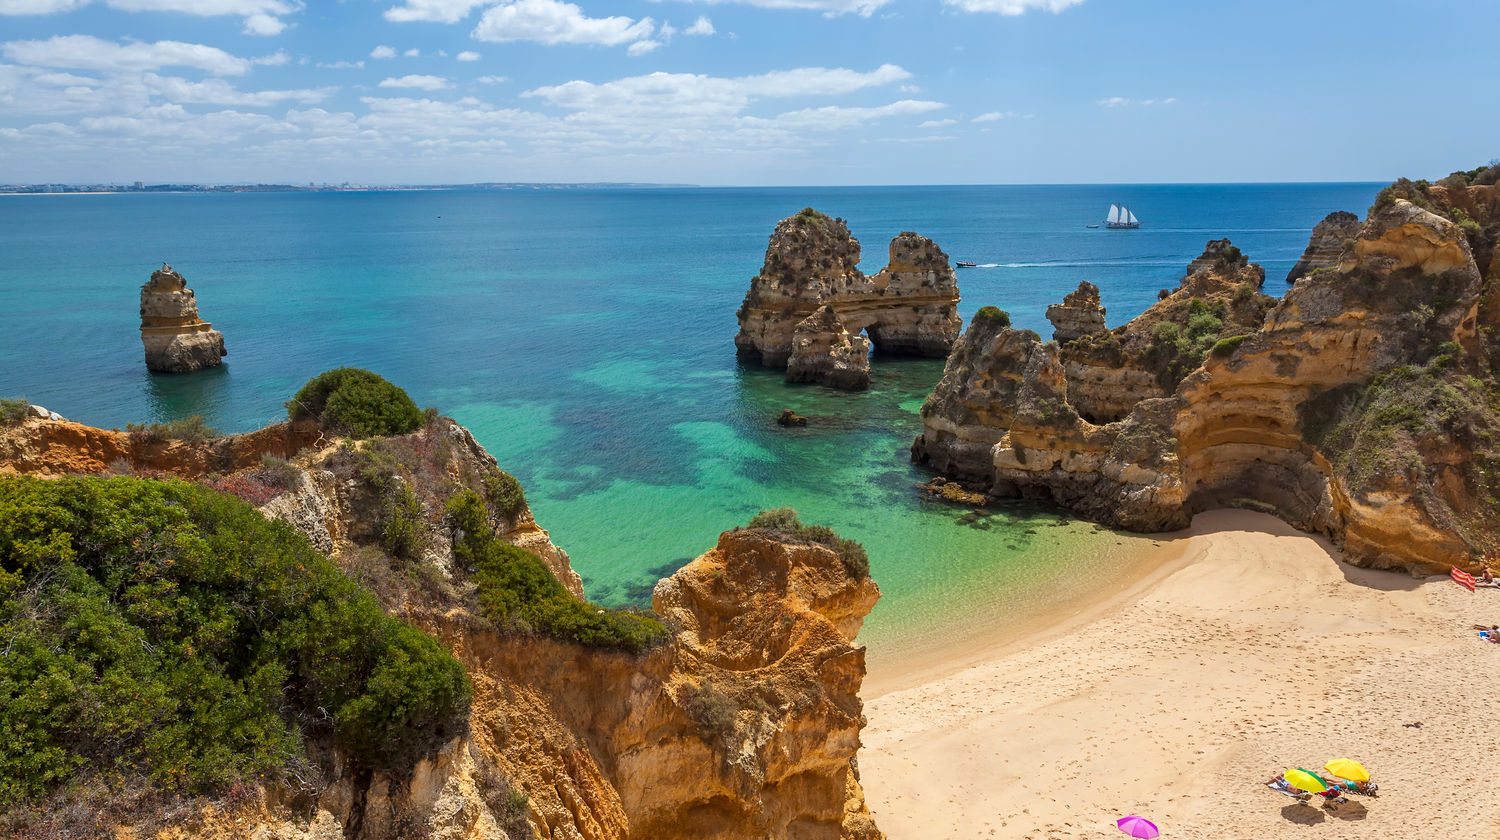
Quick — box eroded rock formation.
[140,264,227,373]
[1045,281,1107,343]
[914,167,1500,574]
[736,209,961,389]
[1,412,883,840]
[1285,210,1361,283]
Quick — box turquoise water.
[0,184,1381,657]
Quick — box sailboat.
[1105,204,1140,229]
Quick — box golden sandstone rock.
[736,209,961,390]
[915,171,1500,575]
[140,264,227,373]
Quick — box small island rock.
[140,264,227,373]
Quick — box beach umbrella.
[1116,816,1160,838]
[1324,759,1371,782]
[1284,768,1327,793]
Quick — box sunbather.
[1474,624,1500,642]
[1481,569,1500,587]
[1263,774,1312,802]
[1314,787,1349,810]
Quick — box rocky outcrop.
[1045,281,1107,343]
[1285,211,1360,283]
[735,209,961,389]
[914,169,1500,575]
[140,264,227,373]
[3,412,883,840]
[786,306,871,390]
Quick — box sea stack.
[139,264,227,373]
[734,208,961,390]
[1285,210,1361,283]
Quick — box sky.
[0,0,1496,186]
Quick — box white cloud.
[626,40,660,56]
[683,15,714,35]
[941,0,1082,13]
[383,0,489,23]
[665,0,890,18]
[525,64,910,114]
[972,111,1014,121]
[242,12,285,34]
[317,60,365,69]
[473,0,656,47]
[919,118,955,127]
[371,45,397,59]
[403,47,420,57]
[770,99,942,131]
[456,50,481,61]
[0,0,88,12]
[1097,96,1175,107]
[379,74,451,90]
[252,50,290,66]
[477,74,508,83]
[1,35,253,76]
[898,83,919,93]
[144,73,333,105]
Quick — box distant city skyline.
[0,0,1496,186]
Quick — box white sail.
[1107,204,1120,224]
[1126,207,1138,225]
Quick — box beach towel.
[1452,567,1476,592]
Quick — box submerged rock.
[735,208,961,390]
[776,408,809,426]
[139,263,227,373]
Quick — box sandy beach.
[860,509,1500,839]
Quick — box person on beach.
[1263,774,1312,802]
[1474,624,1500,642]
[1480,569,1499,587]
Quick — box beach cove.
[861,510,1500,839]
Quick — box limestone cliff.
[0,413,883,840]
[140,264,227,373]
[735,209,961,389]
[914,165,1500,574]
[1285,210,1361,283]
[1044,281,1107,343]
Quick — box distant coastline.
[0,181,695,195]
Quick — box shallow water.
[0,183,1381,653]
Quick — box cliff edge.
[914,165,1500,575]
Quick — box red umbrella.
[1117,815,1160,838]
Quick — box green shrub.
[683,680,736,741]
[482,469,528,520]
[445,491,670,653]
[258,454,301,489]
[1211,334,1248,357]
[124,415,217,443]
[287,368,423,439]
[743,507,870,580]
[0,475,470,807]
[973,306,1011,328]
[0,399,30,424]
[381,484,425,560]
[1150,322,1181,343]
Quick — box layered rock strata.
[2,413,883,840]
[140,264,227,373]
[735,209,961,389]
[1044,281,1107,342]
[1285,211,1361,283]
[914,170,1500,575]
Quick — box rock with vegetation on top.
[913,164,1500,575]
[735,208,961,390]
[1285,210,1361,283]
[139,263,227,373]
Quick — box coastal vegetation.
[287,367,423,438]
[0,399,30,424]
[446,490,671,652]
[973,305,1011,328]
[0,474,470,811]
[124,415,217,443]
[743,507,870,579]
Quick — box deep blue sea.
[0,183,1381,660]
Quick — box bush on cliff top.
[446,490,670,653]
[124,415,218,443]
[0,399,30,424]
[288,368,423,439]
[973,306,1011,329]
[743,507,870,580]
[0,475,471,808]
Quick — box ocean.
[0,183,1382,658]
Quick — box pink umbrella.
[1117,815,1160,838]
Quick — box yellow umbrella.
[1284,768,1327,793]
[1324,759,1371,782]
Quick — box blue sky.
[0,0,1495,185]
